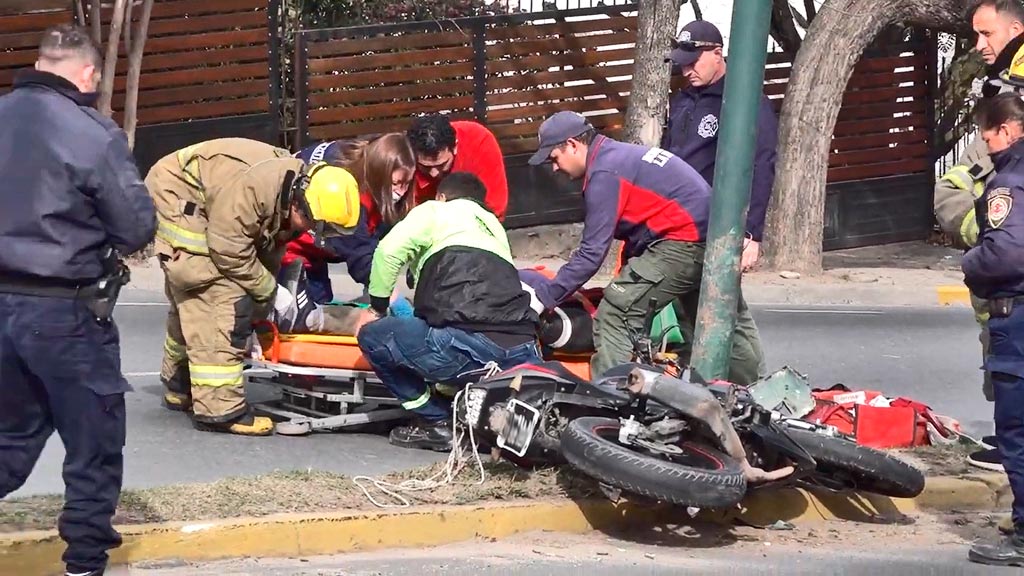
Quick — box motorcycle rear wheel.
[561,416,747,508]
[784,428,926,498]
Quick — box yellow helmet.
[1000,43,1024,89]
[301,162,360,236]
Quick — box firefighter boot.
[1000,515,1015,534]
[193,409,274,436]
[162,391,192,412]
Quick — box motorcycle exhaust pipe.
[626,368,745,458]
[626,367,796,484]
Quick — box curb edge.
[0,474,1007,574]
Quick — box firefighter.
[146,138,360,436]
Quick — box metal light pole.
[690,0,774,382]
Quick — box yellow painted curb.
[914,473,1008,511]
[1,499,670,576]
[937,285,971,306]
[0,474,1006,575]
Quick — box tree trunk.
[124,0,153,150]
[763,0,968,274]
[97,0,127,118]
[603,0,681,280]
[770,0,803,53]
[622,0,683,147]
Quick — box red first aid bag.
[852,404,920,448]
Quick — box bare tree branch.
[123,0,133,54]
[804,0,817,23]
[690,0,702,21]
[74,0,85,26]
[124,0,154,149]
[89,0,101,47]
[97,0,127,118]
[770,0,803,53]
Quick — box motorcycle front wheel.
[784,428,926,498]
[560,416,747,508]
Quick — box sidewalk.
[127,239,971,308]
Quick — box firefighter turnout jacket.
[148,138,303,302]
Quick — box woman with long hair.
[283,133,416,303]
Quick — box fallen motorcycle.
[456,298,926,509]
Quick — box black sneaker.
[969,533,1024,567]
[389,419,454,452]
[982,435,998,449]
[968,447,1004,472]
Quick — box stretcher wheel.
[275,420,313,436]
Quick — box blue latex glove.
[389,296,414,318]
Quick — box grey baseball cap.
[528,111,594,165]
[666,20,724,69]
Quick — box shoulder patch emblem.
[697,114,719,139]
[988,187,1013,229]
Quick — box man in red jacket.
[407,114,509,220]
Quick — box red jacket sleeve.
[473,129,509,221]
[283,231,341,268]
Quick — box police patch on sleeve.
[988,188,1013,229]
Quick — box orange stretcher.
[244,322,593,436]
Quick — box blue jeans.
[987,303,1024,532]
[0,293,129,573]
[357,316,541,421]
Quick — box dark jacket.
[0,71,155,284]
[661,75,779,241]
[534,135,712,309]
[367,198,537,339]
[288,140,383,288]
[962,139,1024,299]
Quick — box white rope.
[353,361,502,508]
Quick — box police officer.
[964,91,1024,567]
[0,25,157,576]
[660,19,774,385]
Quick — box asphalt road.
[126,550,1015,576]
[6,288,991,498]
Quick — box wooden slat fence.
[91,0,278,127]
[0,8,74,93]
[296,6,931,186]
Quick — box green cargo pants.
[590,240,766,384]
[671,287,766,385]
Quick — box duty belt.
[0,275,99,299]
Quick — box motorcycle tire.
[784,428,926,498]
[560,416,747,508]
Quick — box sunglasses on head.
[672,39,722,51]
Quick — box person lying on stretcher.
[334,171,541,452]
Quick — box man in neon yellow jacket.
[355,172,542,452]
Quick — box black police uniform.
[0,70,156,575]
[964,137,1024,567]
